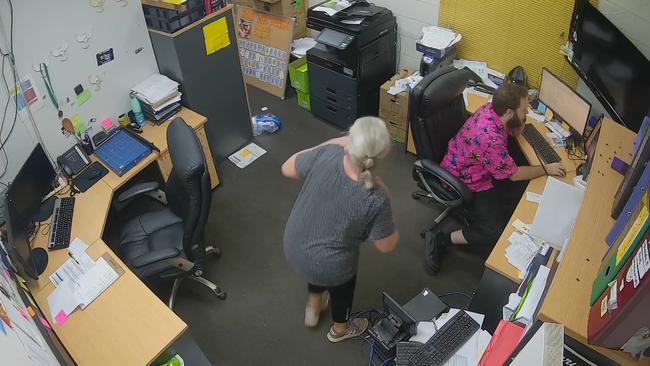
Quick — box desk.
[25,107,217,365]
[481,117,646,365]
[538,120,645,365]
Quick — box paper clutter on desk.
[291,38,317,58]
[505,232,540,274]
[386,71,422,96]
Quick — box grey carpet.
[165,87,487,366]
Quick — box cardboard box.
[379,68,414,143]
[406,124,417,155]
[380,110,406,143]
[229,0,306,38]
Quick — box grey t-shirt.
[284,144,395,287]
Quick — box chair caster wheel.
[214,290,227,300]
[412,193,420,200]
[213,248,222,258]
[420,231,426,239]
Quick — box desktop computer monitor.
[3,143,54,279]
[4,200,47,279]
[539,68,592,136]
[6,143,56,222]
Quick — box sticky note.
[18,309,28,319]
[27,306,36,317]
[39,316,52,331]
[544,108,553,121]
[203,17,230,56]
[2,269,10,278]
[0,319,5,335]
[54,311,70,326]
[76,89,91,106]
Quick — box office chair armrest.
[414,159,473,206]
[117,182,160,203]
[131,248,181,268]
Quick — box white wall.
[0,0,158,186]
[309,0,441,70]
[577,0,650,121]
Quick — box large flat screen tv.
[569,2,650,132]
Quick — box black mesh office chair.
[117,117,226,309]
[409,66,481,235]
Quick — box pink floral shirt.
[440,103,518,193]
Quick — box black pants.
[462,179,527,249]
[308,276,357,323]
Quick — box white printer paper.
[530,177,584,249]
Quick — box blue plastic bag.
[251,114,282,136]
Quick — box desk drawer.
[311,95,356,129]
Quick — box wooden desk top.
[538,119,646,365]
[24,108,205,365]
[33,240,187,366]
[100,107,208,190]
[27,180,113,296]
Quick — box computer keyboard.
[408,310,480,366]
[522,124,561,164]
[396,342,423,365]
[48,197,75,250]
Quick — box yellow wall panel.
[439,0,591,88]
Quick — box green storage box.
[289,57,309,93]
[297,90,310,111]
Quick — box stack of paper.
[132,73,182,124]
[409,309,491,366]
[419,26,462,51]
[313,0,352,16]
[387,71,423,95]
[506,232,541,273]
[46,238,119,325]
[291,38,317,58]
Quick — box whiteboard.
[0,0,158,185]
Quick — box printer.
[307,1,397,129]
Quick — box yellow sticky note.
[544,108,553,121]
[239,149,252,158]
[203,17,230,56]
[27,306,36,317]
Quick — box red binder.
[588,234,650,350]
[479,320,524,366]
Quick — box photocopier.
[306,1,397,129]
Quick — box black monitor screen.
[4,200,37,279]
[6,144,55,222]
[570,3,650,132]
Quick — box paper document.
[454,59,490,85]
[386,71,422,95]
[47,280,81,320]
[49,239,95,287]
[291,38,317,58]
[132,73,180,104]
[341,18,364,25]
[228,142,267,169]
[526,191,543,204]
[515,265,550,325]
[313,0,352,16]
[419,26,462,50]
[74,257,119,309]
[506,233,540,273]
[531,177,584,249]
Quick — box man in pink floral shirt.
[426,83,566,273]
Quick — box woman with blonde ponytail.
[281,116,399,343]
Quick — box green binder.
[590,193,650,305]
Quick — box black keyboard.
[396,342,423,365]
[522,124,561,164]
[408,310,480,366]
[48,197,75,250]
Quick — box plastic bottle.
[130,92,145,127]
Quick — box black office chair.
[409,66,481,235]
[117,117,226,309]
